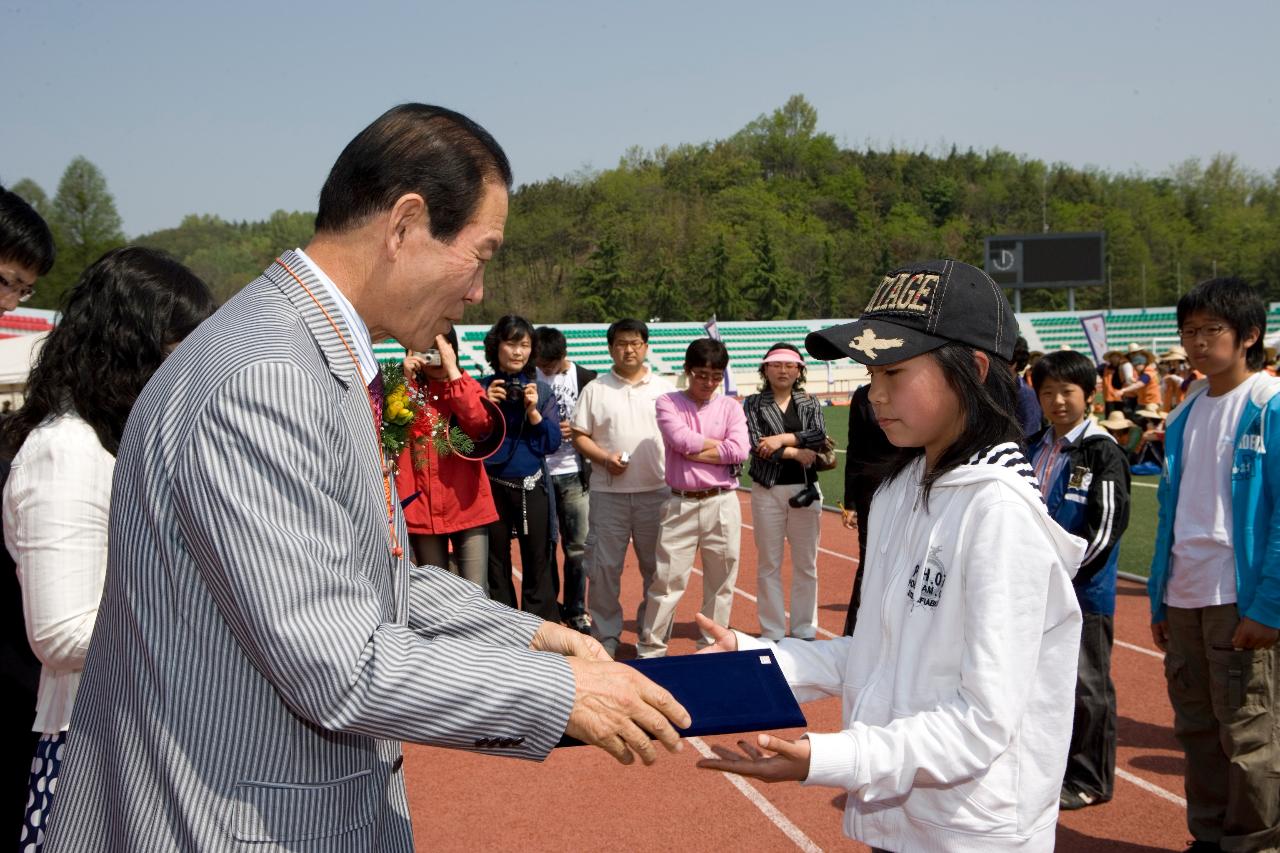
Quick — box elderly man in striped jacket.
[44,104,688,853]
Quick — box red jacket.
[395,374,499,535]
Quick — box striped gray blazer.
[45,251,576,852]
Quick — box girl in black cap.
[696,259,1086,853]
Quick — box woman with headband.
[741,342,828,641]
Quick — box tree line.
[10,95,1280,318]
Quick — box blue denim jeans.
[551,471,590,620]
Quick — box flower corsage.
[379,361,418,467]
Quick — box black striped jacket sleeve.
[1075,438,1132,585]
[795,393,827,449]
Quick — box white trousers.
[637,490,741,657]
[750,481,821,641]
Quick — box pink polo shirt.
[655,391,750,492]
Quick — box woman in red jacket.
[395,328,500,589]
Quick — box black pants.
[1065,611,1117,799]
[486,480,559,621]
[842,499,871,637]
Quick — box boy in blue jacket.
[1149,277,1280,853]
[1029,350,1131,811]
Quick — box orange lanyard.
[275,257,404,559]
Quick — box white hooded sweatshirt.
[739,443,1085,852]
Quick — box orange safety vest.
[1103,365,1123,402]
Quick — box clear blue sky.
[4,0,1277,236]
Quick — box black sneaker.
[569,614,592,635]
[1059,788,1109,810]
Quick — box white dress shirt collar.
[293,248,379,385]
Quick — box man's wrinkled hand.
[530,621,611,662]
[564,658,691,766]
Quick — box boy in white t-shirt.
[1148,277,1280,853]
[534,325,596,633]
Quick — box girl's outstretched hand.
[696,733,811,783]
[694,613,738,654]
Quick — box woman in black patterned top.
[741,342,828,640]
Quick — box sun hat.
[1135,402,1166,422]
[1158,345,1189,363]
[1100,410,1136,431]
[1126,342,1155,363]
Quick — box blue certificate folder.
[556,649,806,747]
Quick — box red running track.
[403,492,1190,851]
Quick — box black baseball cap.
[806,259,1018,365]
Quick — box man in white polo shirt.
[571,318,675,658]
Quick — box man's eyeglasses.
[610,339,646,351]
[1178,324,1228,340]
[0,271,35,303]
[689,370,725,384]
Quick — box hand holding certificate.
[532,619,692,766]
[557,614,807,753]
[696,732,812,783]
[692,614,812,783]
[563,657,690,766]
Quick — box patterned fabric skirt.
[20,732,65,853]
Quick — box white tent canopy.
[0,332,48,386]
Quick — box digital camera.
[420,349,443,367]
[500,374,527,407]
[788,482,821,509]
